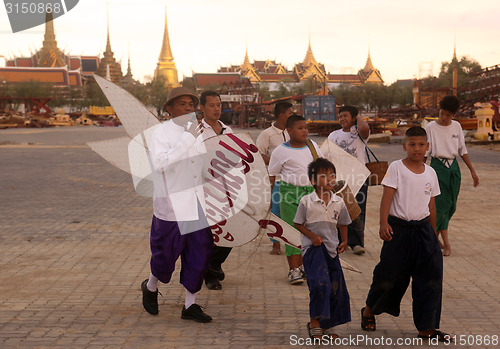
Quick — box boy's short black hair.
[308,158,336,184]
[338,105,359,117]
[286,114,305,129]
[200,90,221,106]
[405,126,427,138]
[439,95,460,114]
[274,101,293,117]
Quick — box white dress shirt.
[150,119,207,222]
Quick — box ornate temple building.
[154,7,179,87]
[357,49,384,84]
[0,12,97,87]
[95,9,123,84]
[1,8,130,87]
[192,39,383,91]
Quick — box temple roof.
[193,73,242,88]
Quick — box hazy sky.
[1,0,499,84]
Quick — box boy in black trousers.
[361,127,450,342]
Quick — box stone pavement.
[0,126,499,349]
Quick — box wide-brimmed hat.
[163,87,199,111]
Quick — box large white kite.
[88,75,360,272]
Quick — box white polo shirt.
[294,191,352,258]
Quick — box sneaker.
[141,279,158,315]
[288,268,304,285]
[353,245,366,255]
[299,265,307,278]
[181,304,213,323]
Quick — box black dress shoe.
[181,304,212,322]
[205,278,222,290]
[141,279,158,315]
[212,267,225,281]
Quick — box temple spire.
[96,2,123,83]
[452,32,457,61]
[38,11,64,67]
[158,7,174,61]
[362,48,375,72]
[154,6,178,86]
[303,33,317,66]
[104,2,112,57]
[126,43,132,78]
[241,42,253,72]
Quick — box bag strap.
[305,139,319,160]
[357,130,380,163]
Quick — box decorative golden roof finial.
[363,46,375,72]
[158,6,174,61]
[38,11,64,67]
[154,6,178,86]
[303,28,317,67]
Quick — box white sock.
[185,289,197,309]
[147,274,158,292]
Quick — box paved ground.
[0,126,499,349]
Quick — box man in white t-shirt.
[327,105,370,255]
[361,127,450,342]
[256,102,292,255]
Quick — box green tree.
[145,76,174,116]
[254,83,271,101]
[421,55,482,89]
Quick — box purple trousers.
[150,215,213,293]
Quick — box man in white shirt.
[141,87,213,323]
[197,91,235,291]
[256,102,293,255]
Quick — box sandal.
[361,307,376,331]
[418,330,451,342]
[307,322,324,339]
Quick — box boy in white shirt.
[294,158,352,340]
[361,127,451,342]
[426,95,479,256]
[327,105,370,255]
[256,102,292,255]
[268,114,323,284]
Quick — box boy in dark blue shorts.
[294,158,352,340]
